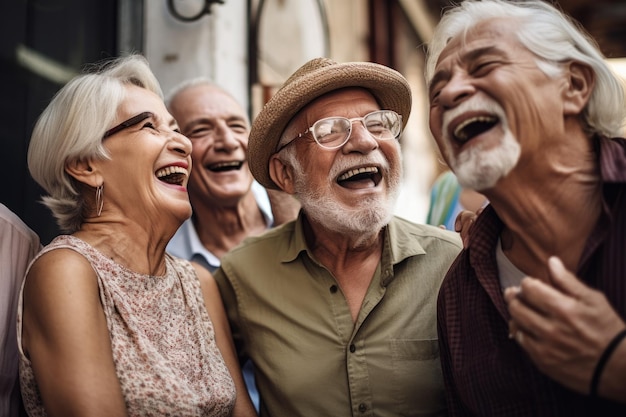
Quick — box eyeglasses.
[277,110,402,151]
[103,112,153,139]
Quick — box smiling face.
[428,17,569,191]
[278,88,402,236]
[168,83,254,208]
[97,84,193,225]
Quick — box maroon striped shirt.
[438,136,626,416]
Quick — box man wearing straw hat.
[212,57,462,416]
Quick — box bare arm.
[193,263,257,417]
[504,256,626,402]
[21,249,127,417]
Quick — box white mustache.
[442,96,507,142]
[329,151,391,180]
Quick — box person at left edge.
[1,203,40,417]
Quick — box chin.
[171,203,193,223]
[451,130,520,191]
[301,190,395,238]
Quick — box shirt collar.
[280,212,426,284]
[181,218,221,267]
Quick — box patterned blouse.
[17,235,236,416]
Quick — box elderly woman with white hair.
[18,55,256,417]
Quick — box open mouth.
[156,166,188,186]
[207,160,243,172]
[337,166,382,187]
[453,116,499,143]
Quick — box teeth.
[156,166,188,178]
[211,161,241,169]
[338,166,378,181]
[454,116,497,140]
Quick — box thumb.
[547,256,587,298]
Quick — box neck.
[75,219,171,276]
[303,214,384,272]
[303,215,384,322]
[485,134,601,279]
[191,191,268,259]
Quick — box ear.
[269,154,296,194]
[65,158,103,188]
[562,61,595,116]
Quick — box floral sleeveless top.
[17,235,236,416]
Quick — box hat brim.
[248,60,412,190]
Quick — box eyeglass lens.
[313,110,401,149]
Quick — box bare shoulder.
[190,262,221,304]
[25,248,99,300]
[22,248,102,354]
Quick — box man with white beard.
[212,57,462,417]
[427,0,626,415]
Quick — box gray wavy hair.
[425,0,625,138]
[27,54,162,233]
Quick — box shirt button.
[329,285,338,293]
[349,344,356,353]
[358,403,367,413]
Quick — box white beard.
[287,148,400,239]
[442,96,521,191]
[452,129,520,190]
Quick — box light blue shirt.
[167,181,273,273]
[166,180,272,412]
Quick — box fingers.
[454,210,477,248]
[547,256,589,299]
[518,278,563,315]
[503,285,520,303]
[454,210,474,232]
[506,285,553,339]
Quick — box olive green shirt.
[214,214,462,417]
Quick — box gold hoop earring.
[95,184,104,216]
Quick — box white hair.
[27,54,162,233]
[425,0,625,137]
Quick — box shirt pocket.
[390,339,447,416]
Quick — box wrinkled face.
[281,88,402,235]
[168,84,253,207]
[99,84,192,224]
[428,18,568,191]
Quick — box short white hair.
[27,54,162,233]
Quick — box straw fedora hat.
[248,57,412,190]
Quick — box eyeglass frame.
[276,109,402,153]
[103,112,153,139]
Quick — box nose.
[212,122,240,152]
[169,130,192,157]
[438,72,475,109]
[342,120,379,153]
